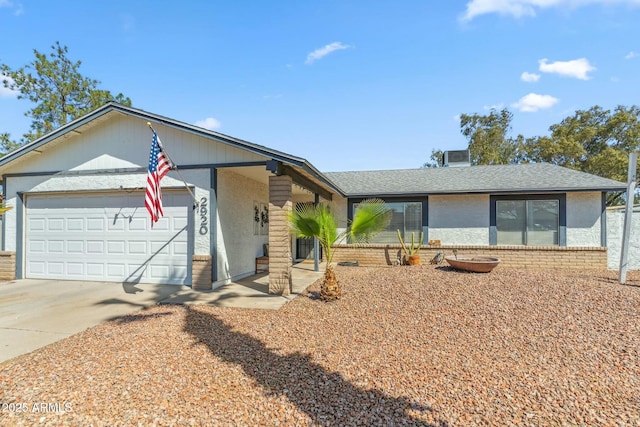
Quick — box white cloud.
[521,71,541,82]
[195,117,221,130]
[460,0,546,21]
[538,58,595,80]
[460,0,640,22]
[0,74,19,98]
[625,51,638,59]
[305,42,350,64]
[511,93,559,112]
[0,0,24,15]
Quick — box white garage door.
[25,192,192,285]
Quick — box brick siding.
[332,244,607,270]
[0,251,16,281]
[192,255,212,290]
[268,175,293,295]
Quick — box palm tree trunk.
[320,265,341,301]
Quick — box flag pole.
[147,122,199,207]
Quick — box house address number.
[199,197,208,235]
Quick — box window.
[351,200,425,244]
[491,195,565,246]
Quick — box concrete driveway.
[0,265,322,364]
[0,279,185,363]
[0,265,323,364]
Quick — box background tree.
[0,133,20,154]
[421,148,443,168]
[1,41,131,150]
[460,108,522,165]
[521,105,640,203]
[427,105,639,204]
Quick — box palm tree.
[289,198,391,301]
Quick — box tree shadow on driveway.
[182,305,446,426]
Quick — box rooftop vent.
[443,150,470,167]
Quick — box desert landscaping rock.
[1,266,639,426]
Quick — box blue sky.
[1,0,639,171]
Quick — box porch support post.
[314,193,320,272]
[268,175,293,295]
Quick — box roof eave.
[0,102,117,168]
[342,187,627,198]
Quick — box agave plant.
[289,198,391,301]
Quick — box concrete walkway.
[163,262,324,309]
[0,263,323,363]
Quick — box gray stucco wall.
[428,194,489,245]
[566,192,602,247]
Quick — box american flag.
[145,131,172,226]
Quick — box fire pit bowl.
[445,255,500,273]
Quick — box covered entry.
[24,191,193,285]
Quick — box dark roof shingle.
[324,163,626,197]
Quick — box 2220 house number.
[199,197,208,235]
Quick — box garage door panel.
[129,217,146,231]
[29,261,45,274]
[106,241,125,254]
[87,218,105,231]
[150,241,170,255]
[107,263,126,277]
[29,240,46,253]
[150,264,169,278]
[67,241,84,253]
[28,218,46,231]
[87,264,105,277]
[48,241,64,253]
[173,241,188,255]
[67,218,84,231]
[128,241,147,255]
[109,219,126,231]
[25,193,192,285]
[173,217,188,230]
[152,218,170,231]
[47,262,64,275]
[67,263,83,276]
[48,218,65,231]
[87,241,104,254]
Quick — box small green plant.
[397,230,424,264]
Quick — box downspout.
[601,191,607,247]
[314,193,320,272]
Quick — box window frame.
[347,197,428,244]
[490,194,566,246]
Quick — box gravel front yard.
[1,266,639,426]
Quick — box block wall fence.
[332,244,607,270]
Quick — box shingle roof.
[324,163,627,197]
